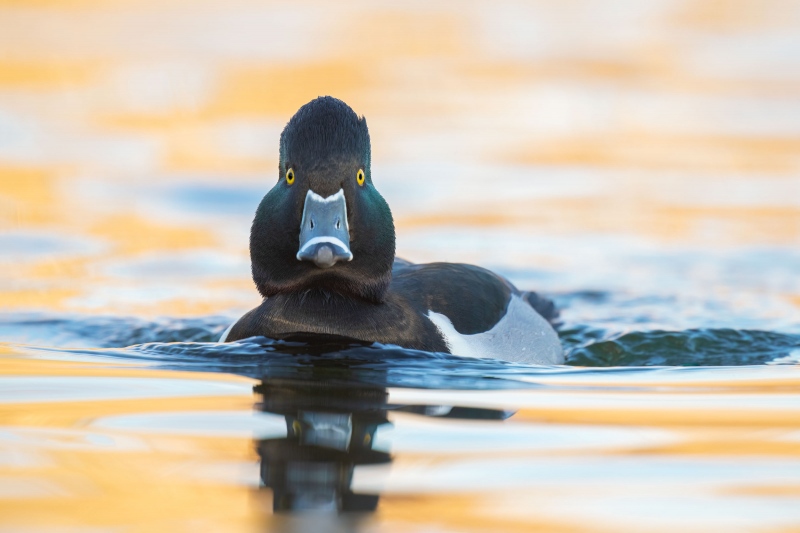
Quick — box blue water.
[5,279,799,391]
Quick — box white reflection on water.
[0,377,250,403]
[358,455,800,492]
[92,411,287,439]
[480,460,800,533]
[0,427,146,454]
[374,414,675,453]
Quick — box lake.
[1,1,800,531]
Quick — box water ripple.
[4,314,799,391]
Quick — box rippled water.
[2,0,800,531]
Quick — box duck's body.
[224,259,562,364]
[223,97,563,365]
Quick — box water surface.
[1,1,800,531]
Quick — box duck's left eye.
[356,169,365,186]
[286,168,295,185]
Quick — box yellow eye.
[286,168,295,185]
[356,169,365,186]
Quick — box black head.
[250,97,396,303]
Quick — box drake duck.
[221,96,563,365]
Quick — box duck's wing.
[390,262,515,335]
[391,262,562,364]
[392,262,560,330]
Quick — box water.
[2,0,800,531]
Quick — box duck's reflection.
[254,379,390,512]
[253,374,512,514]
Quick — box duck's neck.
[262,289,395,341]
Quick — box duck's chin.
[252,260,392,304]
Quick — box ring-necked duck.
[221,96,563,365]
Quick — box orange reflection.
[1,1,799,530]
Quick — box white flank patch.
[426,295,564,365]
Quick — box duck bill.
[296,188,353,269]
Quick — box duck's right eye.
[286,168,295,185]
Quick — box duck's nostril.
[335,219,341,230]
[310,218,315,229]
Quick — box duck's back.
[390,260,564,365]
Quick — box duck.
[221,96,564,365]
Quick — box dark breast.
[225,288,449,353]
[226,261,517,352]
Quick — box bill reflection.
[255,379,390,513]
[253,376,512,515]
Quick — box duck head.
[250,97,396,303]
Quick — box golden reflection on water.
[0,352,259,532]
[1,0,800,531]
[4,348,800,532]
